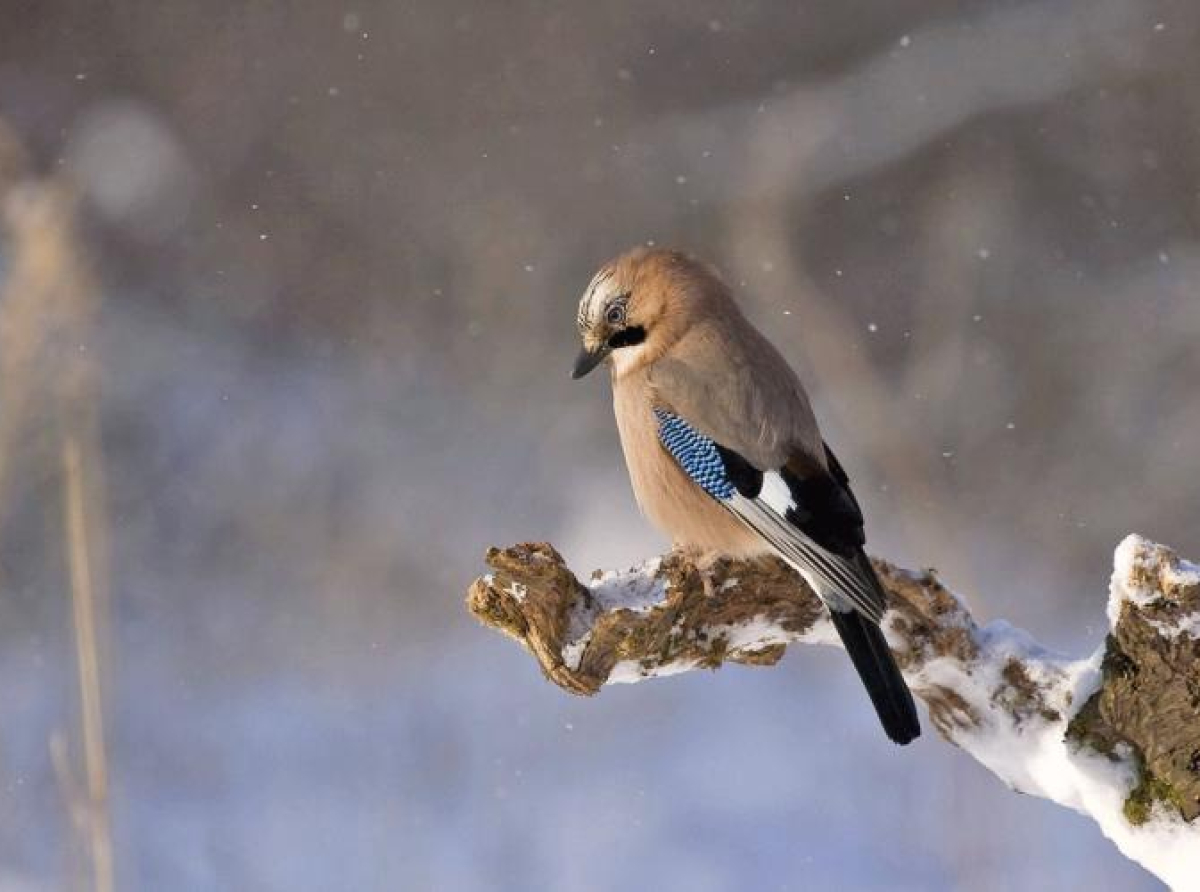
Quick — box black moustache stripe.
[607,326,646,349]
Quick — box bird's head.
[572,246,722,380]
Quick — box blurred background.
[0,1,1197,889]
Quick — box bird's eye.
[605,303,626,326]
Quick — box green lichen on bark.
[1063,540,1200,825]
[1124,768,1187,826]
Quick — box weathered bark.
[467,535,1200,888]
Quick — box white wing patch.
[757,471,794,516]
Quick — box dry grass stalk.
[0,119,114,892]
[62,433,114,892]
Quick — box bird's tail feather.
[828,607,921,745]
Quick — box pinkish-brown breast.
[611,369,765,556]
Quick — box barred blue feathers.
[653,409,734,500]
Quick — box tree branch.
[467,535,1200,888]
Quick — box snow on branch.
[467,535,1200,888]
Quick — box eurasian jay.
[571,246,920,745]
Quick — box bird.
[571,246,920,745]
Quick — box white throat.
[609,344,649,379]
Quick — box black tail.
[828,607,921,745]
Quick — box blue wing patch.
[653,409,734,500]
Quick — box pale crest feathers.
[576,265,616,335]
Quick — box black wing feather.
[713,443,763,498]
[778,461,864,559]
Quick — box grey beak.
[571,344,611,379]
